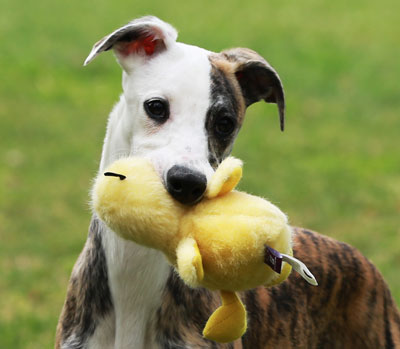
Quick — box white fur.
[86,309,115,349]
[98,223,170,348]
[99,42,215,183]
[87,19,215,348]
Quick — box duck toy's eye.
[104,172,126,180]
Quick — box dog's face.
[86,16,285,205]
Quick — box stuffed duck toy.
[92,156,317,343]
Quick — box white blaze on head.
[122,43,214,181]
[85,16,285,186]
[85,16,214,181]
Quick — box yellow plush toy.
[92,157,317,343]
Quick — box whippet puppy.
[56,16,400,349]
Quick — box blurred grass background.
[1,0,399,347]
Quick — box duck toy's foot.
[203,291,247,343]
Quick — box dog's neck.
[101,222,170,348]
[98,97,172,347]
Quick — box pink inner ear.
[120,35,158,56]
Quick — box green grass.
[1,0,399,347]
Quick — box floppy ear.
[220,48,285,131]
[84,16,178,70]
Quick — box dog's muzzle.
[166,165,207,205]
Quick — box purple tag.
[264,246,283,274]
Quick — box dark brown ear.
[84,16,177,70]
[221,48,285,131]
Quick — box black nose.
[166,165,207,205]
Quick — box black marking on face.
[220,48,286,131]
[206,62,244,168]
[57,217,113,347]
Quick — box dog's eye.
[144,98,169,122]
[215,116,236,137]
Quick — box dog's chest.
[98,226,171,348]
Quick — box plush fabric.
[93,156,296,343]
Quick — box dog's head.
[85,16,285,205]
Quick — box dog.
[56,16,400,348]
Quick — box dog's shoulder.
[55,217,113,349]
[157,228,400,348]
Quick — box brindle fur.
[206,59,246,168]
[56,218,113,348]
[156,228,400,348]
[57,220,400,348]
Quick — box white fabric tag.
[281,254,318,286]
